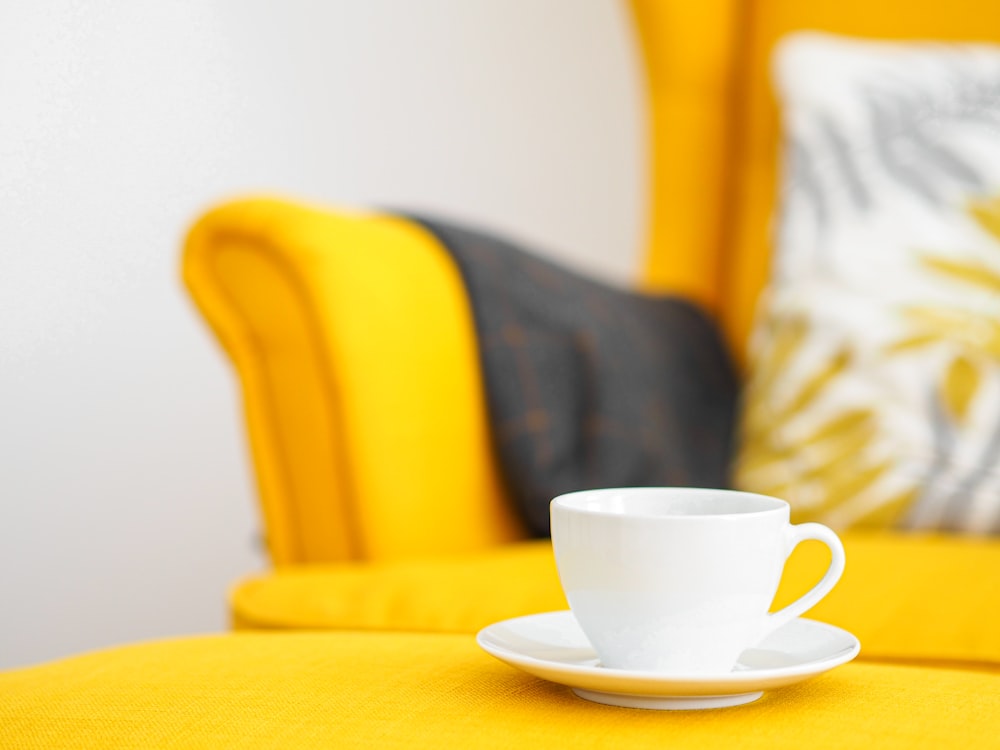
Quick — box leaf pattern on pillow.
[785,80,1000,240]
[885,198,1000,529]
[742,35,1000,534]
[735,313,908,527]
[943,354,982,424]
[918,255,1000,295]
[740,197,1000,532]
[971,196,1000,237]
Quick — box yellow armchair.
[182,0,1000,659]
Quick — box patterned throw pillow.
[735,32,1000,534]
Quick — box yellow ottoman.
[2,629,998,749]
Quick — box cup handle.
[765,522,845,636]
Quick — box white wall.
[0,0,645,669]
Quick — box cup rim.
[550,487,789,520]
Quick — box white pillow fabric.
[736,32,1000,533]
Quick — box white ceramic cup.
[550,487,845,674]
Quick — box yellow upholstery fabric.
[231,540,564,633]
[727,0,1000,363]
[775,533,1000,666]
[2,632,998,749]
[183,199,524,563]
[628,0,741,314]
[231,532,1000,669]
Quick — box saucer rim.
[476,610,860,691]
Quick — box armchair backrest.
[633,0,1000,363]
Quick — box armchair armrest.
[183,197,526,564]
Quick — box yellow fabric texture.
[628,0,741,315]
[231,540,565,633]
[183,199,524,564]
[231,532,1000,670]
[726,0,1000,363]
[2,631,998,750]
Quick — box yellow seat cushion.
[777,532,1000,666]
[2,630,997,749]
[233,540,567,634]
[234,533,1000,668]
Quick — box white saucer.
[476,611,860,710]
